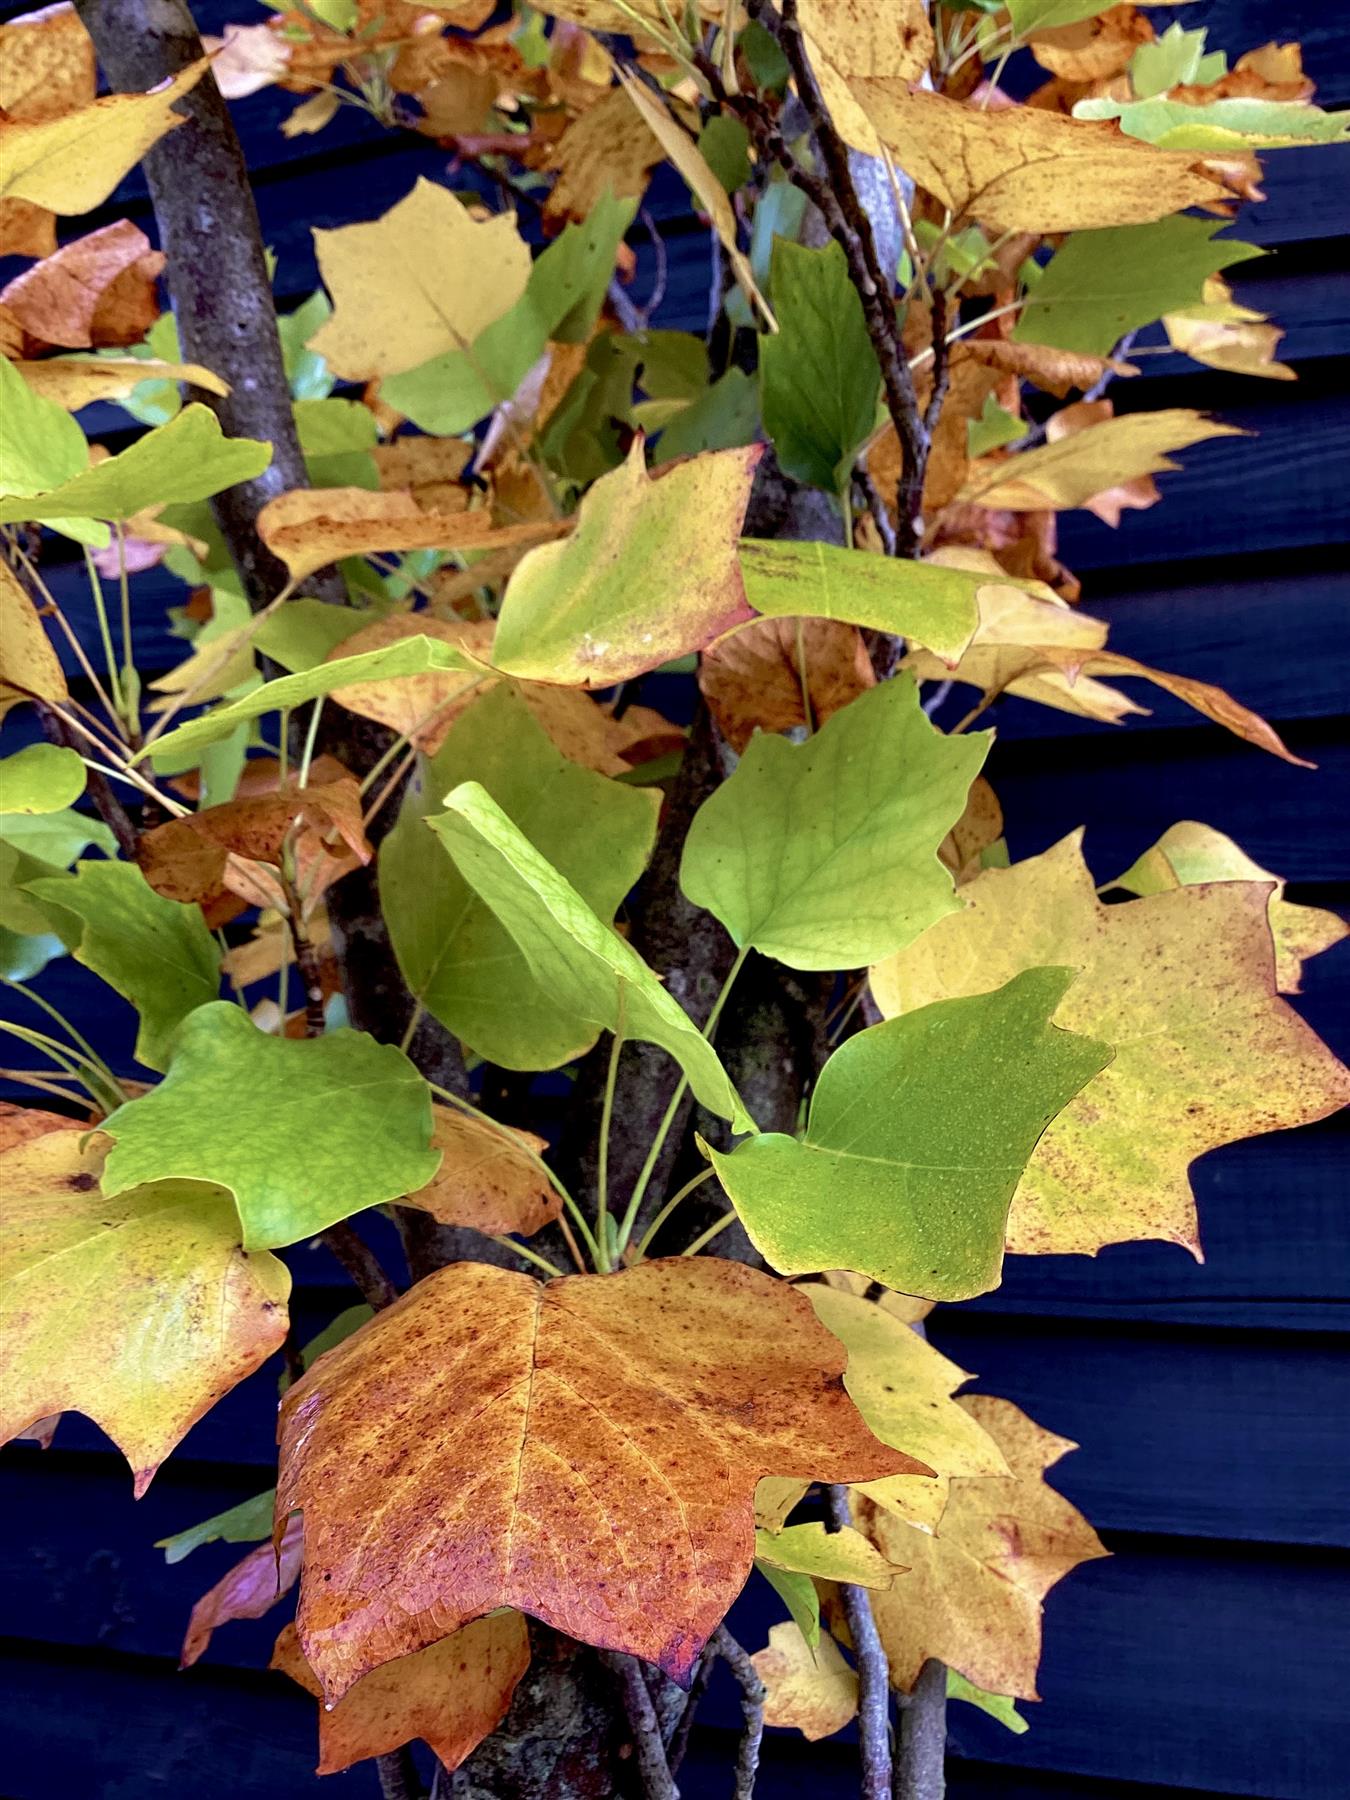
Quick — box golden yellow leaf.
[798,0,934,156]
[0,5,96,121]
[1164,278,1295,381]
[844,86,1232,231]
[860,1396,1108,1699]
[541,84,664,225]
[752,1621,859,1741]
[306,178,533,380]
[14,356,229,410]
[0,556,67,719]
[872,831,1350,1257]
[0,58,207,214]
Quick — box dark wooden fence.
[2,2,1347,1794]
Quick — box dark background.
[1,2,1348,1794]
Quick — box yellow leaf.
[541,84,664,225]
[860,1396,1108,1699]
[0,556,67,719]
[1164,279,1295,381]
[14,357,229,410]
[0,1127,290,1496]
[871,831,1350,1257]
[306,178,533,380]
[755,1519,904,1589]
[797,0,934,157]
[843,86,1233,231]
[0,58,208,215]
[752,1622,859,1741]
[0,5,96,121]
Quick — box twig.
[711,1626,766,1799]
[855,470,898,557]
[665,1649,714,1775]
[321,1219,401,1312]
[33,701,139,859]
[896,1658,947,1800]
[375,1746,424,1800]
[601,1653,681,1799]
[825,1485,893,1800]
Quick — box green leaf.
[294,396,379,489]
[680,677,989,971]
[431,781,748,1128]
[0,356,88,498]
[947,1670,1029,1735]
[156,1488,276,1565]
[383,684,660,1069]
[278,291,336,400]
[0,406,272,527]
[755,1521,897,1589]
[0,745,86,815]
[0,924,65,981]
[300,1302,373,1369]
[698,115,751,194]
[738,539,983,665]
[1074,94,1350,149]
[1013,218,1263,357]
[760,239,881,495]
[142,633,479,764]
[655,369,760,461]
[99,1003,440,1250]
[1006,0,1110,32]
[1130,23,1224,99]
[23,861,221,1072]
[756,1561,820,1647]
[968,396,1025,459]
[253,597,373,673]
[0,808,115,865]
[708,968,1113,1300]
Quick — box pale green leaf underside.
[383,684,659,1069]
[100,1002,441,1249]
[710,969,1113,1299]
[432,782,749,1129]
[0,744,86,815]
[680,676,990,970]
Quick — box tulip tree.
[0,2,1346,1796]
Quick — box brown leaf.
[0,4,96,122]
[1028,6,1153,83]
[538,84,663,225]
[957,337,1138,400]
[861,1397,1108,1699]
[752,1621,859,1741]
[402,1104,559,1237]
[370,434,473,512]
[0,199,56,258]
[272,1613,531,1774]
[277,1257,916,1698]
[698,615,876,752]
[0,1102,81,1153]
[202,23,292,99]
[939,776,1004,884]
[0,218,163,351]
[181,1512,304,1668]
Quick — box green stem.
[115,522,139,741]
[0,979,126,1100]
[613,943,749,1256]
[489,1235,567,1280]
[594,994,628,1273]
[295,698,325,789]
[680,1210,738,1257]
[631,1166,717,1262]
[0,1021,122,1114]
[81,547,124,719]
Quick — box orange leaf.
[278,1258,916,1698]
[181,1512,303,1667]
[272,1612,531,1775]
[402,1104,559,1237]
[0,1101,81,1153]
[0,219,163,351]
[698,615,876,752]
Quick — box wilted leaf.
[492,439,759,685]
[24,860,220,1071]
[0,219,164,351]
[955,336,1138,400]
[307,178,532,380]
[0,59,206,214]
[698,614,875,752]
[157,1488,276,1564]
[872,831,1350,1257]
[752,1622,859,1742]
[1013,217,1262,357]
[272,1614,531,1775]
[0,558,67,717]
[541,86,663,224]
[181,1512,303,1666]
[844,87,1233,231]
[99,1002,440,1249]
[940,776,1006,885]
[403,1104,558,1237]
[432,782,746,1123]
[681,676,989,970]
[0,1126,289,1496]
[384,684,659,1069]
[709,968,1112,1298]
[0,743,84,814]
[277,1256,912,1696]
[1163,274,1296,380]
[1108,821,1348,996]
[958,407,1242,511]
[0,1102,81,1153]
[861,1397,1108,1698]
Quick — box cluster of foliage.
[1,0,1347,1793]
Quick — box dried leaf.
[0,557,67,718]
[0,1126,290,1496]
[0,219,163,351]
[14,356,228,410]
[872,831,1350,1257]
[181,1513,303,1666]
[0,6,96,121]
[541,84,663,225]
[278,1257,912,1697]
[752,1622,859,1741]
[940,776,1005,885]
[402,1104,558,1237]
[272,1613,531,1775]
[698,614,875,752]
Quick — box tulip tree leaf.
[98,1002,440,1250]
[680,676,990,970]
[0,1125,289,1497]
[431,782,750,1129]
[156,1488,277,1564]
[756,1562,821,1647]
[384,685,659,1070]
[0,355,88,498]
[24,860,221,1072]
[0,744,86,815]
[754,1521,899,1589]
[1076,94,1350,150]
[276,1257,913,1698]
[709,968,1113,1299]
[947,1670,1029,1735]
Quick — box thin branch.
[711,1627,766,1800]
[665,1649,714,1776]
[825,1485,894,1800]
[601,1653,681,1799]
[895,1658,947,1800]
[375,1746,425,1800]
[321,1219,401,1312]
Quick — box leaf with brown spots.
[277,1257,916,1699]
[698,615,876,752]
[181,1512,304,1666]
[752,1621,859,1741]
[940,776,1005,885]
[0,1101,82,1153]
[872,831,1350,1257]
[272,1613,531,1775]
[539,84,664,225]
[859,1397,1108,1699]
[1,556,67,719]
[0,1127,290,1495]
[0,219,163,352]
[401,1104,559,1237]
